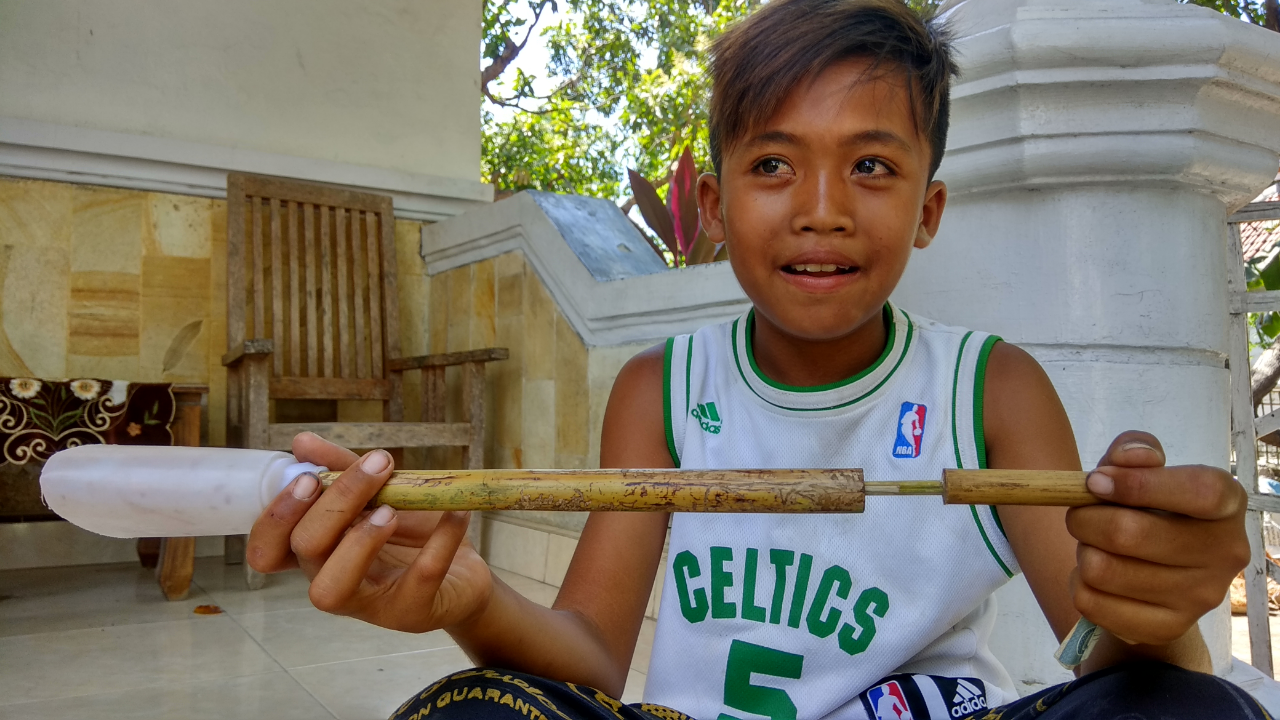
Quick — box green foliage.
[1180,0,1274,25]
[481,0,756,198]
[1247,228,1280,347]
[481,0,1267,200]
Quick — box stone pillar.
[892,0,1280,692]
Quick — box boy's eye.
[853,158,891,176]
[755,158,793,176]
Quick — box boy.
[247,1,1260,717]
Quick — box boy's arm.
[247,347,671,698]
[983,342,1247,674]
[449,344,672,696]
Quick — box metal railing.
[1228,194,1280,676]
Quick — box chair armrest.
[387,347,509,372]
[221,339,274,367]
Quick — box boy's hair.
[708,0,957,181]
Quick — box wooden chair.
[222,173,506,582]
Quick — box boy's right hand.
[246,432,493,633]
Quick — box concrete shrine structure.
[422,0,1280,703]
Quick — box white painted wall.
[0,0,481,181]
[895,0,1280,694]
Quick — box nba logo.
[893,402,926,459]
[866,680,914,720]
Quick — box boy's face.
[699,57,947,343]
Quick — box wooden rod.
[316,468,866,513]
[941,469,1096,507]
[311,468,1099,513]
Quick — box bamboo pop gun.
[38,445,1105,669]
[349,467,1101,514]
[39,445,1100,540]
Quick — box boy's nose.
[793,173,854,235]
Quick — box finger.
[1075,544,1225,612]
[1067,504,1234,566]
[1071,569,1195,647]
[247,472,322,573]
[309,504,399,614]
[291,449,395,565]
[1096,430,1165,469]
[391,511,474,612]
[292,431,361,471]
[1085,464,1245,520]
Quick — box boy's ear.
[914,180,948,250]
[697,172,725,245]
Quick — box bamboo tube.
[942,469,1097,507]
[317,468,866,513]
[314,467,1100,512]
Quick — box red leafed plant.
[628,146,727,267]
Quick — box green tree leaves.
[480,0,1272,200]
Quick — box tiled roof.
[1242,181,1280,263]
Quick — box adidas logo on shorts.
[949,678,987,717]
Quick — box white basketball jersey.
[643,304,1020,720]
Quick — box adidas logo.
[692,402,722,434]
[949,679,987,717]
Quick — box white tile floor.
[0,558,653,720]
[10,555,1277,719]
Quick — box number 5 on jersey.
[717,640,804,720]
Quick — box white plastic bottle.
[40,445,326,538]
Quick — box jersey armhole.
[663,335,693,468]
[952,332,1019,577]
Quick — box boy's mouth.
[782,263,857,279]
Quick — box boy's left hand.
[1065,431,1250,647]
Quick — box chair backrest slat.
[320,207,335,377]
[335,208,353,378]
[379,202,401,361]
[303,203,319,377]
[251,196,266,340]
[287,201,302,376]
[366,212,385,379]
[225,173,400,397]
[270,198,285,377]
[352,210,370,380]
[226,176,248,348]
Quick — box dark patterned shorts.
[388,661,1270,720]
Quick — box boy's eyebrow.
[742,129,915,153]
[839,129,914,152]
[743,130,800,149]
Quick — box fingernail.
[361,450,390,474]
[1119,441,1156,454]
[370,504,396,527]
[1087,472,1114,496]
[292,473,319,500]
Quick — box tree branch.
[480,0,555,97]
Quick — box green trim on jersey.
[663,337,680,467]
[971,505,1014,578]
[955,332,1012,572]
[743,306,896,393]
[973,335,1001,470]
[685,334,695,419]
[950,331,975,469]
[973,335,1006,540]
[729,310,915,413]
[990,505,1007,539]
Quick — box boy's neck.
[749,306,890,390]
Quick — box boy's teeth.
[790,264,844,273]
